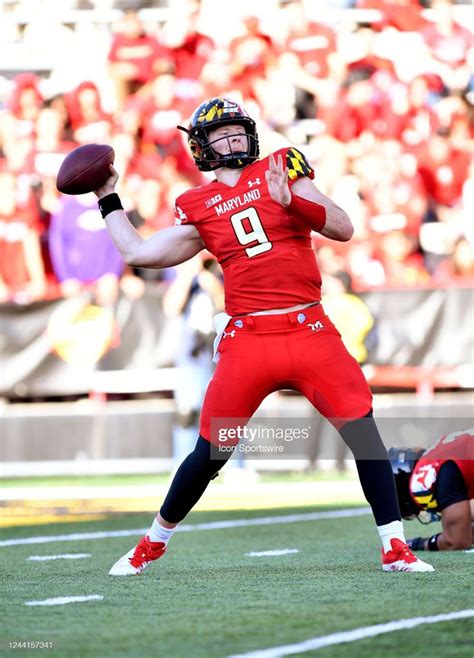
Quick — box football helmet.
[388,447,426,520]
[178,97,259,171]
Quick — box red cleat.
[109,536,167,576]
[382,538,434,572]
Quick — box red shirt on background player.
[94,97,434,577]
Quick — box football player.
[94,97,434,574]
[390,428,474,551]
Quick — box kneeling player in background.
[390,429,474,551]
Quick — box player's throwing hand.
[265,153,291,207]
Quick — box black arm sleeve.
[436,461,469,512]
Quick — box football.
[56,144,114,195]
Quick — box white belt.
[248,301,319,316]
[212,301,319,363]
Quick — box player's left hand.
[265,153,291,207]
[407,537,426,551]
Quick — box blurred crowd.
[0,0,472,305]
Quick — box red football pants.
[200,303,372,444]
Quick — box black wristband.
[427,533,440,551]
[98,193,123,219]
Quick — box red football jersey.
[410,429,474,511]
[174,147,322,315]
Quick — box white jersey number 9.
[230,207,273,258]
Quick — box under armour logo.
[248,178,261,188]
[308,321,324,331]
[223,330,236,339]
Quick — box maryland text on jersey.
[213,188,261,216]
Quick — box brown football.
[56,144,114,195]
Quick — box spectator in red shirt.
[0,73,44,173]
[400,75,442,147]
[377,230,429,287]
[137,74,188,156]
[65,81,113,144]
[166,7,215,102]
[392,152,427,235]
[346,27,396,81]
[422,0,473,69]
[229,16,278,100]
[282,1,338,119]
[356,0,427,33]
[21,106,75,178]
[417,131,471,209]
[283,1,337,79]
[332,79,379,142]
[0,167,46,303]
[108,10,172,109]
[121,72,199,184]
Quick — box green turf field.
[1,506,473,658]
[0,470,357,488]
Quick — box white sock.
[378,520,406,553]
[146,518,176,545]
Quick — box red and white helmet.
[178,97,259,171]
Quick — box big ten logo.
[205,194,223,208]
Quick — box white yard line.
[0,507,370,547]
[28,553,91,561]
[25,595,103,607]
[227,610,474,658]
[246,549,300,557]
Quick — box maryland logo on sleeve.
[286,147,314,181]
[174,204,188,226]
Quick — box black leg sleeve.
[339,413,401,526]
[160,436,232,524]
